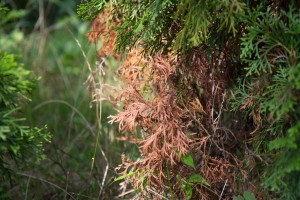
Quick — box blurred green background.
[0,0,138,199]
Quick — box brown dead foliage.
[86,7,120,59]
[110,54,195,191]
[109,49,251,198]
[87,9,258,200]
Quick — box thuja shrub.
[0,52,50,179]
[231,4,300,199]
[79,0,300,199]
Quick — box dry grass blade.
[70,31,110,198]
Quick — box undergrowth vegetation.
[0,52,50,183]
[0,0,133,199]
[79,0,300,199]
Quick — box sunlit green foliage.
[77,0,107,21]
[0,52,50,179]
[78,0,246,54]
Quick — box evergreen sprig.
[0,52,50,179]
[78,0,246,54]
[232,3,300,199]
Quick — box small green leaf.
[181,183,193,200]
[10,145,20,155]
[233,191,256,200]
[113,171,137,183]
[243,191,256,200]
[188,174,210,186]
[233,195,245,200]
[182,153,195,169]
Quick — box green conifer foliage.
[0,53,50,179]
[232,4,300,199]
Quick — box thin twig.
[219,179,228,200]
[115,189,135,198]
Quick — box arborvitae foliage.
[80,0,300,199]
[0,52,50,179]
[231,4,300,199]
